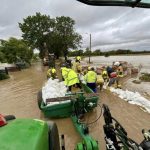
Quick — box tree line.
[68,48,150,57]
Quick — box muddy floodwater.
[0,61,150,150]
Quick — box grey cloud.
[82,7,150,50]
[0,0,49,38]
[0,0,150,50]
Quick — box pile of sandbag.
[42,78,67,104]
[110,87,150,113]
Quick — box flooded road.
[0,62,47,118]
[0,61,150,149]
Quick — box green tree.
[0,37,33,64]
[0,40,6,62]
[93,49,101,56]
[0,50,6,63]
[68,49,84,57]
[19,12,55,58]
[78,49,84,56]
[19,14,82,59]
[54,16,82,59]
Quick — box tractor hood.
[0,119,49,150]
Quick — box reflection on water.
[0,61,149,149]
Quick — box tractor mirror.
[77,0,150,8]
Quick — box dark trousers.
[108,77,119,87]
[87,83,97,93]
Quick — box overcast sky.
[1,0,150,51]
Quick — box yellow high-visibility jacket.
[61,67,68,79]
[102,70,108,79]
[72,62,82,73]
[96,75,104,84]
[72,62,77,72]
[84,71,97,83]
[61,68,79,86]
[61,67,69,85]
[67,69,79,86]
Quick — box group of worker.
[46,56,124,93]
[103,62,124,89]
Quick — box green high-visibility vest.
[85,71,97,83]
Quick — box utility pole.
[89,33,91,63]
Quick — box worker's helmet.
[76,56,81,62]
[114,62,120,66]
[51,68,56,73]
[76,56,81,61]
[102,70,107,75]
[88,66,91,70]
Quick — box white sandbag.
[42,78,67,104]
[110,87,150,113]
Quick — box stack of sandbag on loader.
[37,78,73,118]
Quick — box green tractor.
[0,115,62,150]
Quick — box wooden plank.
[46,96,71,103]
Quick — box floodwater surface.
[0,61,149,149]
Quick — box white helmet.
[114,61,120,66]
